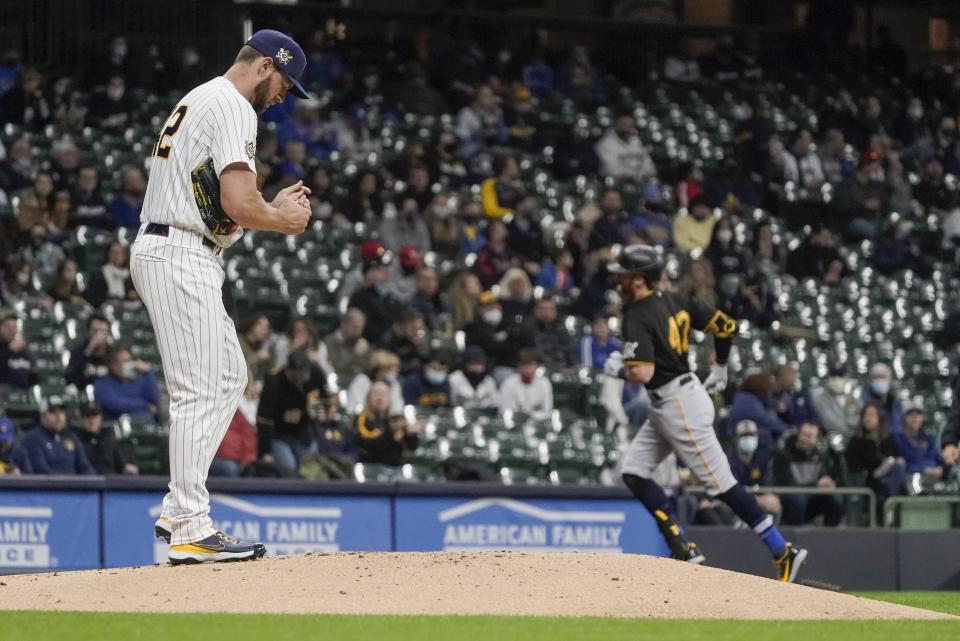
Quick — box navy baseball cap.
[245,29,310,99]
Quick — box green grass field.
[4,593,958,641]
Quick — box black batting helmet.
[607,245,664,283]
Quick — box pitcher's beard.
[251,77,272,114]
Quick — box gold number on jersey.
[152,104,188,160]
[667,310,691,356]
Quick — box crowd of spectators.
[0,24,957,526]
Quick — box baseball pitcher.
[131,30,312,564]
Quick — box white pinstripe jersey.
[141,76,257,247]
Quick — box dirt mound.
[0,552,951,619]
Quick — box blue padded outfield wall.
[394,496,666,554]
[0,477,956,589]
[101,492,394,567]
[0,477,668,571]
[0,490,100,571]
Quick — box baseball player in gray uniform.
[132,30,312,564]
[605,245,808,582]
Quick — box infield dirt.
[0,552,952,619]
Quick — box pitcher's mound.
[0,552,951,619]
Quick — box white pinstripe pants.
[619,374,737,496]
[130,225,247,545]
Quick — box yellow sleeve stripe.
[703,310,737,339]
[624,361,655,367]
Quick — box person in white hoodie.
[594,112,657,184]
[448,346,499,410]
[498,348,553,420]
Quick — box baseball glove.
[192,158,238,236]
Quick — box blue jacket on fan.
[21,425,95,475]
[727,390,789,450]
[578,334,621,371]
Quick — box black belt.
[143,223,222,256]
[648,374,694,402]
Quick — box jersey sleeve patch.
[703,310,738,339]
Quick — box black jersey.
[621,290,737,389]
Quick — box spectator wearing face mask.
[465,291,534,383]
[673,195,717,253]
[499,349,553,421]
[704,216,747,282]
[771,364,819,428]
[448,346,499,410]
[809,365,861,438]
[339,241,389,300]
[861,362,903,433]
[402,352,452,410]
[88,74,134,129]
[726,419,781,517]
[346,349,405,416]
[727,368,789,452]
[93,346,160,421]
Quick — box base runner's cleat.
[774,543,808,583]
